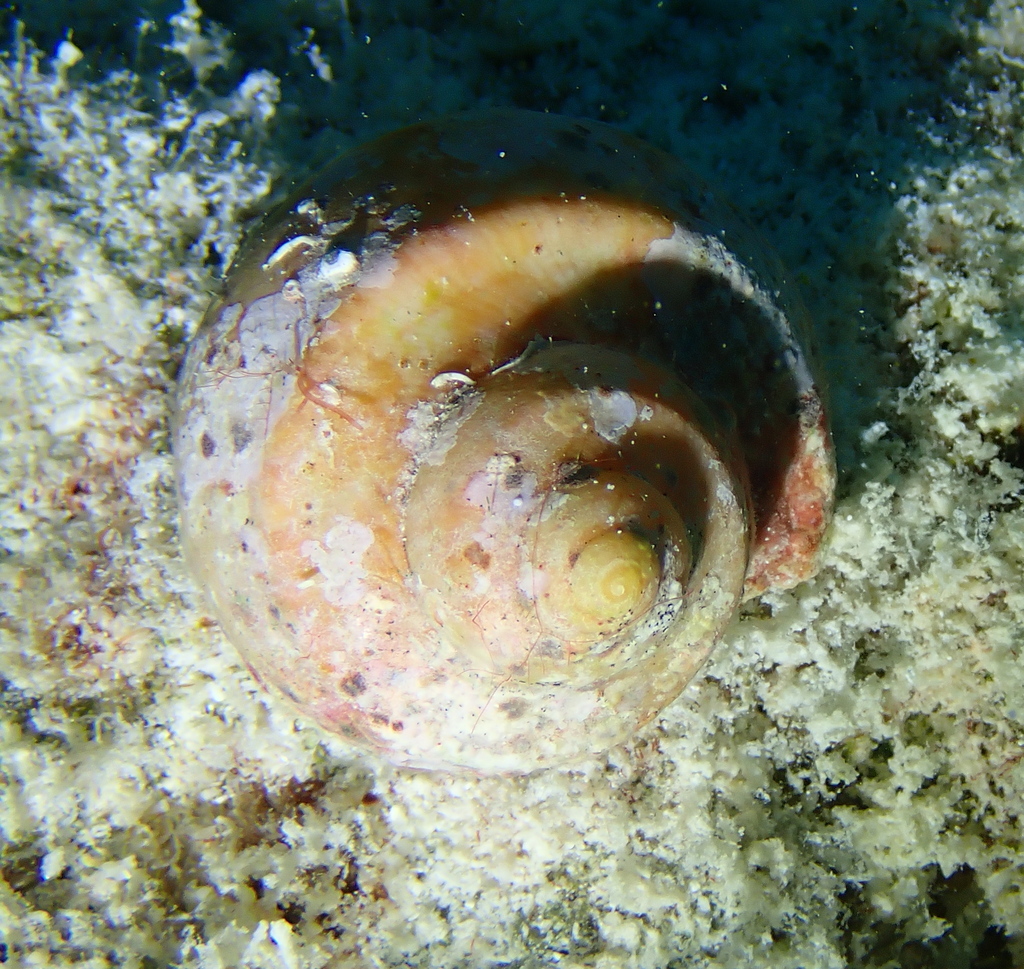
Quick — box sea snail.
[173,110,835,773]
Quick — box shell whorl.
[173,110,835,773]
[403,341,747,686]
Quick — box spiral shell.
[173,110,834,773]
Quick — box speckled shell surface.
[173,110,834,773]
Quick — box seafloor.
[1,1,1023,967]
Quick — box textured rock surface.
[1,2,1023,966]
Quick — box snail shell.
[173,110,834,773]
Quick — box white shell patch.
[588,387,638,443]
[300,518,375,606]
